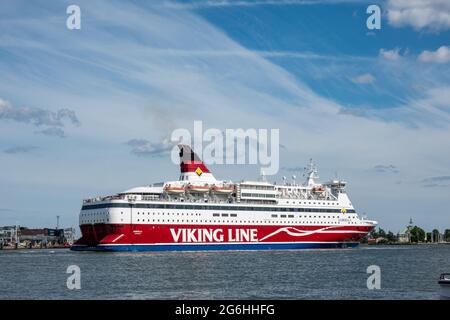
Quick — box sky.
[0,0,449,233]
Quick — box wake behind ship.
[71,145,377,252]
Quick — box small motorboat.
[438,273,450,299]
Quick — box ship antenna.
[303,158,318,186]
[260,170,267,182]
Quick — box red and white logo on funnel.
[178,144,216,182]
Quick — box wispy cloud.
[418,46,450,63]
[125,139,173,157]
[387,0,450,31]
[421,175,450,187]
[351,73,376,84]
[0,98,80,138]
[338,106,373,118]
[373,164,399,174]
[379,48,402,61]
[3,146,38,154]
[37,127,66,138]
[162,0,361,9]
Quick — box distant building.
[64,228,76,245]
[0,226,16,244]
[398,218,414,243]
[375,237,386,244]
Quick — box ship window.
[271,214,277,218]
[230,214,237,217]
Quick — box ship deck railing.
[83,195,126,204]
[83,195,282,206]
[82,192,338,205]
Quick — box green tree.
[432,229,440,242]
[386,231,397,243]
[369,229,378,239]
[410,226,426,243]
[378,228,386,238]
[444,229,450,242]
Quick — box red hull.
[74,223,373,248]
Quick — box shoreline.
[0,245,70,251]
[362,242,450,246]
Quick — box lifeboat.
[186,184,210,193]
[211,184,235,194]
[164,184,186,194]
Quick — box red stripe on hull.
[75,223,374,247]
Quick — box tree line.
[362,227,450,244]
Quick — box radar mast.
[303,158,319,186]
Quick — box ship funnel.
[177,145,216,182]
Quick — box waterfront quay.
[0,226,75,250]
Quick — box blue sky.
[0,0,449,233]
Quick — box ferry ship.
[71,145,377,251]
